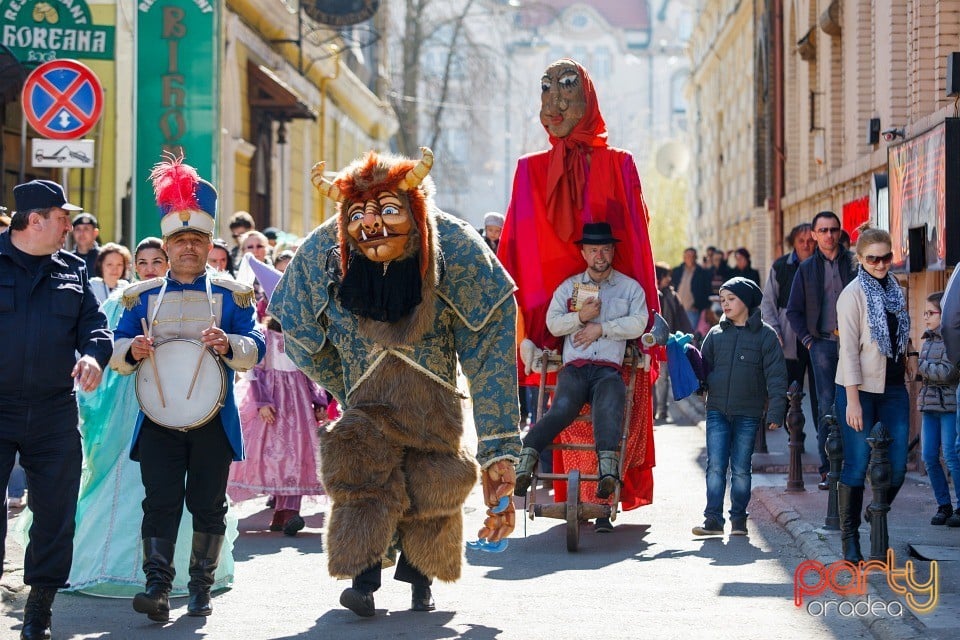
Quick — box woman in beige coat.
[835,224,911,563]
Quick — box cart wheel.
[566,469,580,552]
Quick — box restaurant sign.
[1,0,115,63]
[302,0,380,26]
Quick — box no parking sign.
[21,59,103,140]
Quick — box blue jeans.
[808,339,839,474]
[6,455,25,499]
[836,384,909,487]
[921,411,960,507]
[522,364,625,453]
[704,411,760,525]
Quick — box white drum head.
[136,339,227,429]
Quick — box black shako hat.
[13,180,82,214]
[719,276,763,310]
[574,222,620,245]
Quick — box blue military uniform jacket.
[110,271,264,461]
[0,231,112,404]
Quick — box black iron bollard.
[867,422,892,561]
[823,414,842,530]
[785,381,805,492]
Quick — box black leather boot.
[132,538,175,623]
[411,584,435,612]
[187,532,225,617]
[339,563,379,617]
[838,483,864,563]
[20,586,56,640]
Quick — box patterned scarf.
[858,265,910,358]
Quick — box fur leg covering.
[399,512,465,582]
[397,447,477,582]
[319,408,409,579]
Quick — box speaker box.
[867,118,880,145]
[908,225,927,273]
[947,52,960,97]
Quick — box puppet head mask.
[312,148,435,277]
[540,60,587,139]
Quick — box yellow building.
[0,0,396,246]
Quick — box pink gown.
[228,328,326,500]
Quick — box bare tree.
[386,0,498,158]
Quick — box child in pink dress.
[229,313,326,535]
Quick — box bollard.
[867,422,892,561]
[823,414,842,530]
[785,381,805,492]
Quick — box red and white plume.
[149,153,200,215]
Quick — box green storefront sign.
[2,0,115,63]
[134,0,219,241]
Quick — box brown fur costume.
[314,151,480,581]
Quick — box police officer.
[110,158,264,623]
[70,212,101,277]
[0,179,112,640]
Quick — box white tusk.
[361,229,368,241]
[382,227,388,237]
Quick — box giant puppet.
[271,148,521,617]
[498,59,660,509]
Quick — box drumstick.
[140,317,166,408]
[186,316,216,400]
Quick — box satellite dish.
[655,141,690,179]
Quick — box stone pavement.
[724,415,960,640]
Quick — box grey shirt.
[818,256,843,339]
[546,268,648,367]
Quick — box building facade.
[689,0,960,454]
[1,0,397,246]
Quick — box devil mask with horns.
[311,147,437,324]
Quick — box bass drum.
[135,339,227,430]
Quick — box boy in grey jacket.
[694,277,788,536]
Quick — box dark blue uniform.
[0,231,112,589]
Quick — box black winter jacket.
[0,232,112,404]
[701,309,788,425]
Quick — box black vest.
[772,253,799,309]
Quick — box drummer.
[110,157,264,623]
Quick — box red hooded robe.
[497,61,659,510]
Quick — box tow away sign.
[32,138,94,167]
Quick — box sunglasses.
[245,244,265,250]
[863,252,893,265]
[816,227,842,234]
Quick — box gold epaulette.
[210,276,257,308]
[120,277,164,310]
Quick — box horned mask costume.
[271,148,521,615]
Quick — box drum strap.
[149,276,216,330]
